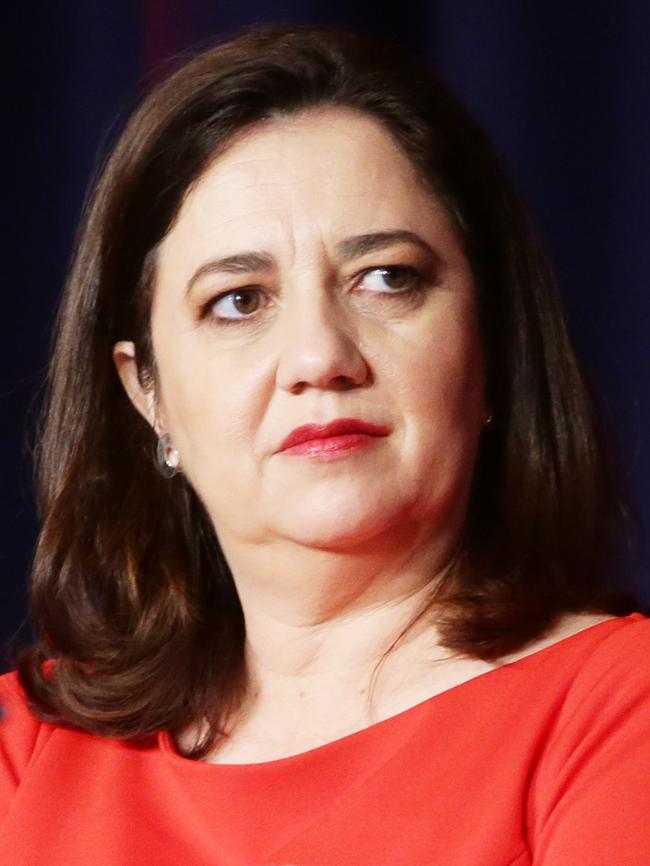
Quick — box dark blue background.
[4,2,649,666]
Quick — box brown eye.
[231,290,259,315]
[361,265,422,293]
[380,267,413,289]
[208,288,263,322]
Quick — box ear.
[112,341,161,434]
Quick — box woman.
[1,23,648,865]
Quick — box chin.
[273,505,405,552]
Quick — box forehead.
[158,107,462,270]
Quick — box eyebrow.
[184,229,436,296]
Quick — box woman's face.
[116,107,488,556]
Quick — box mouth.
[277,418,391,457]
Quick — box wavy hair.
[16,23,638,758]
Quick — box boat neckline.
[159,612,646,771]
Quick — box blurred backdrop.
[4,1,649,667]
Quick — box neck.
[218,519,458,700]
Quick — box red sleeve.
[0,671,50,822]
[529,618,650,865]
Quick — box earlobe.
[112,340,158,431]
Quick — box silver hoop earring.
[483,413,494,427]
[156,433,180,478]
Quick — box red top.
[1,612,649,865]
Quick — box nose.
[275,293,369,395]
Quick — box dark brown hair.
[16,23,638,758]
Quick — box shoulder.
[0,670,50,782]
[530,611,650,776]
[521,611,650,710]
[564,611,650,693]
[501,611,643,664]
[527,613,650,859]
[498,610,650,680]
[0,669,42,736]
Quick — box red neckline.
[159,612,646,772]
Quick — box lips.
[277,418,391,452]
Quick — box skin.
[114,107,613,762]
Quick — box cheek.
[397,329,485,523]
[180,389,252,451]
[397,322,485,425]
[154,346,262,471]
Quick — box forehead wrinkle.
[206,127,410,196]
[192,205,297,228]
[192,134,420,221]
[168,108,460,285]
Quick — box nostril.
[288,374,362,395]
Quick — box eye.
[202,265,425,325]
[206,287,264,322]
[359,265,423,293]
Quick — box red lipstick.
[277,418,391,458]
